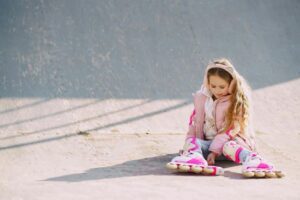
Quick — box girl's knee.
[222,140,241,163]
[222,141,238,153]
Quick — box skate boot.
[242,153,284,178]
[166,137,224,175]
[223,141,284,178]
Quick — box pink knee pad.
[222,141,244,163]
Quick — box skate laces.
[185,151,203,158]
[244,153,274,170]
[249,153,262,161]
[244,153,262,165]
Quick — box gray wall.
[1,0,299,99]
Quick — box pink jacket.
[188,90,255,155]
[187,61,256,155]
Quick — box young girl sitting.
[166,58,283,178]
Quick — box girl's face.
[208,75,230,99]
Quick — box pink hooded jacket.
[187,61,256,155]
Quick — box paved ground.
[0,79,299,200]
[0,132,299,200]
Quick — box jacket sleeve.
[208,133,231,155]
[209,121,241,155]
[192,92,206,139]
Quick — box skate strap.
[257,163,272,169]
[225,126,234,140]
[188,137,199,152]
[235,147,243,163]
[187,157,206,165]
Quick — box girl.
[166,58,283,178]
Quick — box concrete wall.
[1,0,299,99]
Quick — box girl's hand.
[207,152,218,165]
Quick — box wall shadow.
[0,99,103,130]
[0,100,190,150]
[0,98,50,115]
[0,99,154,140]
[0,99,189,144]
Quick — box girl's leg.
[198,139,212,159]
[166,136,223,175]
[179,136,208,164]
[222,140,284,178]
[222,140,252,163]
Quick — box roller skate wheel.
[178,164,190,172]
[203,167,214,174]
[166,162,178,170]
[243,171,255,177]
[265,172,277,178]
[254,171,266,177]
[191,165,203,173]
[275,171,284,178]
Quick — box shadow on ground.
[45,154,247,182]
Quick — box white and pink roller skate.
[166,137,224,175]
[242,153,284,178]
[223,141,284,178]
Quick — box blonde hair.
[210,58,253,138]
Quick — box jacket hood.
[202,61,238,94]
[200,59,256,150]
